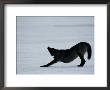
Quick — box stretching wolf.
[40,42,92,67]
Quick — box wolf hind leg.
[40,59,58,67]
[77,53,86,67]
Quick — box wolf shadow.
[40,42,92,67]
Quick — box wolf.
[40,42,92,67]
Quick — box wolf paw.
[40,65,48,67]
[77,65,84,67]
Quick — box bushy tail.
[86,43,92,60]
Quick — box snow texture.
[17,16,94,74]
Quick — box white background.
[5,4,107,87]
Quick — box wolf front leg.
[40,59,58,67]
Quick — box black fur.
[40,42,92,67]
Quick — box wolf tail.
[86,43,92,60]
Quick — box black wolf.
[40,42,92,67]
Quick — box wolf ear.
[47,46,51,49]
[47,46,56,56]
[47,46,56,50]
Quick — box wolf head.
[47,47,58,56]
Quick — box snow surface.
[16,16,94,74]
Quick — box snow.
[16,16,94,74]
